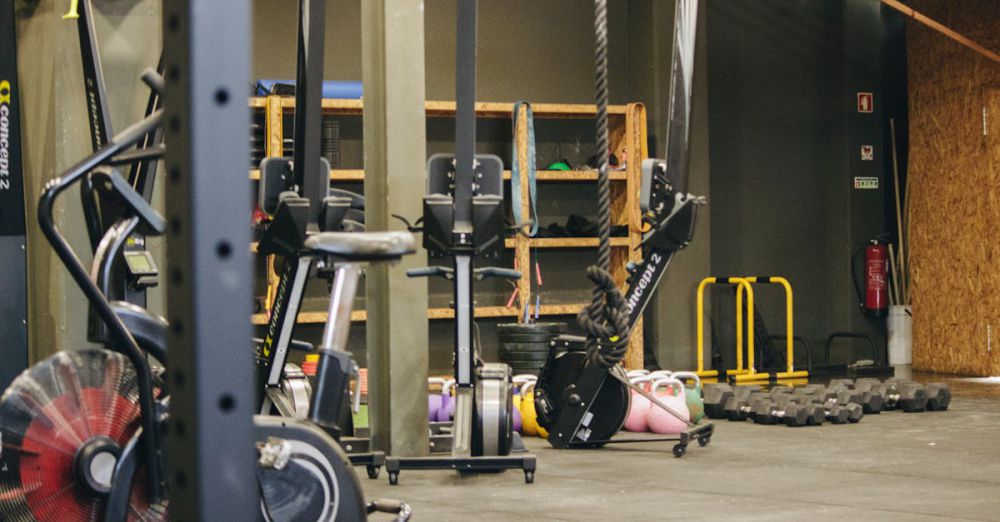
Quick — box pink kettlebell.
[437,379,456,422]
[427,377,447,422]
[647,377,690,435]
[623,375,654,432]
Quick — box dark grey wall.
[704,0,894,370]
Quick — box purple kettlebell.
[437,380,456,422]
[427,377,447,422]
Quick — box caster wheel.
[672,444,686,458]
[367,465,381,479]
[698,436,710,447]
[388,472,399,485]
[524,471,534,484]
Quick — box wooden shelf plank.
[251,305,520,325]
[250,168,626,183]
[503,237,630,249]
[501,169,627,181]
[249,97,627,118]
[250,169,365,181]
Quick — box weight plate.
[496,332,558,343]
[496,322,568,334]
[498,342,551,353]
[499,351,549,363]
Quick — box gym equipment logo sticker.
[861,145,874,161]
[0,80,12,191]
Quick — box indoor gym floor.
[365,370,1000,521]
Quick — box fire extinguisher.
[852,236,889,318]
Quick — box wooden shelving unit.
[251,95,649,367]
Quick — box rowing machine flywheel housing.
[535,346,630,447]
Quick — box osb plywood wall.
[907,0,1000,375]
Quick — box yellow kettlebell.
[519,382,548,438]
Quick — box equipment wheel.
[524,471,535,484]
[672,444,687,458]
[388,472,399,486]
[367,465,381,479]
[698,436,710,447]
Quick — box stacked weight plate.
[497,322,567,376]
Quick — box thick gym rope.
[592,0,611,275]
[578,0,631,368]
[577,267,630,368]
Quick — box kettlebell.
[623,375,654,432]
[427,377,447,422]
[626,369,650,381]
[647,377,690,435]
[519,382,548,438]
[648,370,673,384]
[511,375,536,433]
[437,379,456,422]
[670,371,704,423]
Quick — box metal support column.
[162,1,258,519]
[361,0,430,457]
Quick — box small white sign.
[857,92,874,113]
[861,145,874,161]
[854,176,879,190]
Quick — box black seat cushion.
[110,301,168,364]
[303,231,415,261]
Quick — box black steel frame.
[162,1,259,518]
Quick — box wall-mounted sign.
[861,145,874,161]
[854,176,878,190]
[857,92,874,113]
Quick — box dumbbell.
[704,384,761,419]
[821,383,885,414]
[750,397,812,427]
[816,398,864,424]
[875,381,928,412]
[925,383,952,411]
[722,392,771,421]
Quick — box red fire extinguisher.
[853,237,889,318]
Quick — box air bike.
[532,0,714,457]
[384,0,537,485]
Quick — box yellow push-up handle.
[696,277,759,379]
[63,0,80,19]
[732,276,808,382]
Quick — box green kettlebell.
[670,371,704,423]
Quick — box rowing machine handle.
[474,267,521,281]
[406,266,454,279]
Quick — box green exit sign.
[853,176,879,190]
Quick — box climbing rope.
[578,0,631,364]
[576,267,630,368]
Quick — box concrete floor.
[365,371,1000,521]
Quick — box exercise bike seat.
[110,301,168,364]
[303,231,415,261]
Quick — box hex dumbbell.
[704,384,760,419]
[817,399,864,424]
[750,396,813,427]
[925,383,952,411]
[723,393,770,421]
[876,382,928,412]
